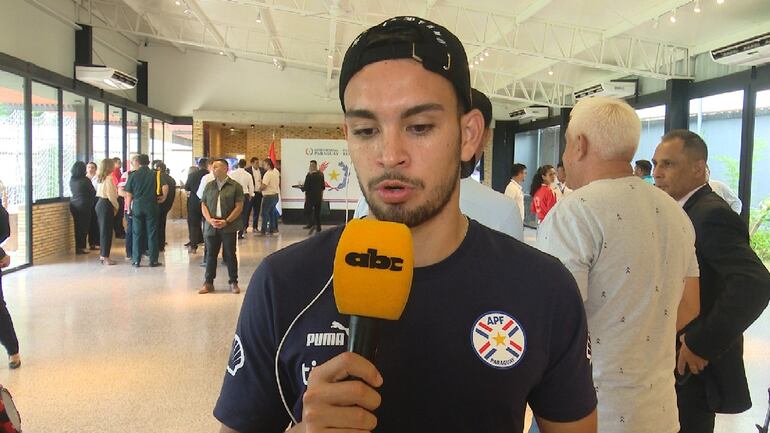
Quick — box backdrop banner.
[280,139,361,211]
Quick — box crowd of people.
[209,15,769,433]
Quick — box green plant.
[750,229,770,263]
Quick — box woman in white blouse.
[95,159,119,265]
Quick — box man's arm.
[677,277,700,332]
[685,207,770,360]
[125,192,133,215]
[536,409,597,433]
[158,184,169,203]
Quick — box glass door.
[0,71,30,268]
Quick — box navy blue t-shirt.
[214,220,596,432]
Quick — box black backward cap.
[339,16,471,113]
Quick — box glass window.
[750,89,770,268]
[140,114,151,155]
[689,90,744,191]
[62,91,86,197]
[90,100,106,163]
[108,105,123,159]
[538,125,561,168]
[634,105,666,163]
[514,130,539,195]
[163,124,193,185]
[127,111,139,158]
[0,70,29,267]
[31,82,60,201]
[152,119,163,162]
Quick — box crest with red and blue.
[471,311,526,369]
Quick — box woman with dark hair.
[95,159,118,265]
[0,201,20,369]
[69,161,96,255]
[530,164,557,223]
[86,161,100,251]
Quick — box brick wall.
[212,125,345,160]
[31,201,74,262]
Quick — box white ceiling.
[72,0,770,118]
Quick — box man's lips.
[374,180,415,204]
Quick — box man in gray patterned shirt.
[535,96,700,433]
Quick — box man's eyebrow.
[344,109,376,120]
[402,103,444,119]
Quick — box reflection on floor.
[0,222,766,432]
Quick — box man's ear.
[460,108,485,163]
[575,134,590,161]
[342,123,350,140]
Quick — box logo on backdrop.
[471,311,526,369]
[227,334,245,376]
[318,160,351,192]
[305,148,314,156]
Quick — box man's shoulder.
[472,221,567,278]
[687,189,742,228]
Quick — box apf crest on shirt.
[471,311,526,369]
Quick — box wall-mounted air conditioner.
[508,107,549,121]
[75,65,138,90]
[573,81,636,101]
[710,32,770,66]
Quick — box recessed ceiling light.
[256,11,262,23]
[174,0,181,5]
[669,10,677,23]
[694,0,701,12]
[484,51,490,57]
[548,69,554,76]
[219,51,225,55]
[716,0,724,4]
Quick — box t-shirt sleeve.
[124,173,134,193]
[527,269,597,422]
[214,259,292,433]
[536,201,598,301]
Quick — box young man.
[300,160,325,234]
[553,161,571,199]
[653,130,770,433]
[228,159,255,240]
[124,154,162,267]
[536,97,700,433]
[258,158,280,235]
[199,159,244,295]
[634,159,654,184]
[244,157,263,233]
[214,16,596,433]
[505,163,527,221]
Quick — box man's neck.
[372,186,467,268]
[575,160,633,188]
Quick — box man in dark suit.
[653,129,770,433]
[300,160,325,234]
[244,157,262,233]
[184,158,209,253]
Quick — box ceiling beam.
[184,0,236,61]
[119,0,185,53]
[324,0,341,93]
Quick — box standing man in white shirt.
[536,97,700,433]
[244,157,263,233]
[504,163,527,222]
[229,159,256,240]
[553,161,571,200]
[259,159,280,235]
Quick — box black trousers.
[132,204,159,264]
[238,196,251,237]
[95,199,115,258]
[305,200,322,230]
[205,231,238,284]
[187,196,204,246]
[250,192,263,229]
[158,206,171,250]
[70,203,92,251]
[114,196,126,238]
[677,376,716,433]
[0,270,19,356]
[88,205,99,248]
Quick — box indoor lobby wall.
[31,202,74,262]
[211,125,345,160]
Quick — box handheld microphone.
[333,219,414,361]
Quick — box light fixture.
[474,60,479,65]
[669,9,677,23]
[469,63,474,69]
[652,17,659,29]
[184,8,191,14]
[327,54,333,59]
[255,11,262,23]
[219,51,225,55]
[547,68,554,76]
[484,50,490,57]
[694,0,701,12]
[174,0,181,5]
[716,0,724,4]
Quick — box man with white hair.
[536,96,700,433]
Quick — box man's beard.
[361,153,460,228]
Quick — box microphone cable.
[275,273,334,425]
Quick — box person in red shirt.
[530,164,557,223]
[112,157,126,239]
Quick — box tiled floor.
[0,222,766,432]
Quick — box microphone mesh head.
[333,219,414,320]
